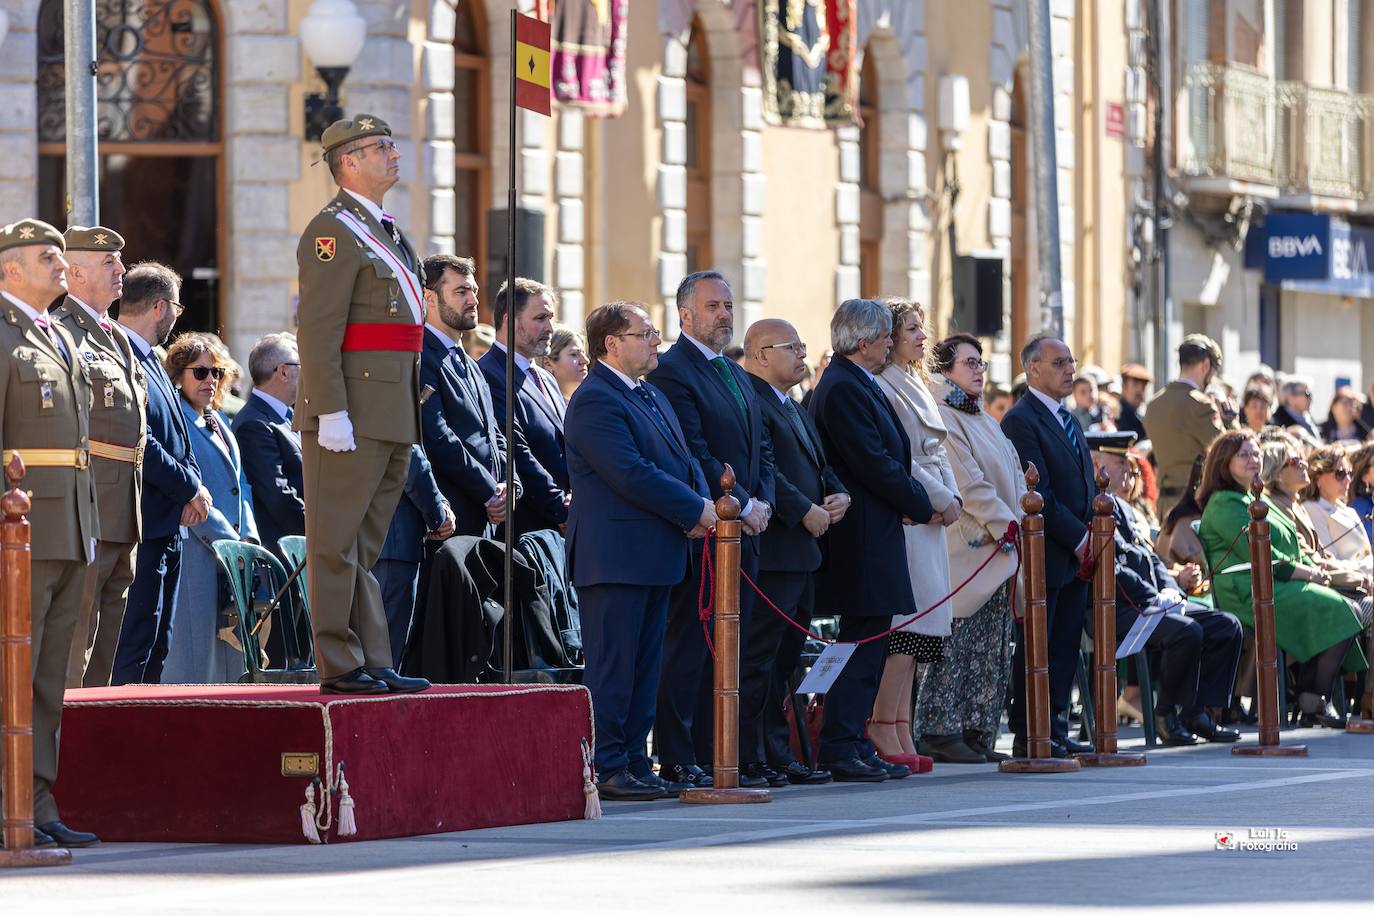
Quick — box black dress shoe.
[637,771,684,798]
[661,763,713,787]
[320,668,389,695]
[1055,735,1094,755]
[1155,712,1200,746]
[596,770,667,801]
[773,760,832,784]
[863,753,911,779]
[1,826,57,849]
[1011,737,1068,759]
[36,820,99,848]
[1185,712,1241,743]
[741,763,787,787]
[364,667,431,693]
[825,755,888,782]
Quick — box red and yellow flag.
[514,13,552,116]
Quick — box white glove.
[317,410,357,452]
[1156,587,1185,611]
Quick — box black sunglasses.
[187,366,225,381]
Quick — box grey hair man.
[232,332,307,561]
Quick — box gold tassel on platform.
[581,738,602,820]
[336,763,358,837]
[300,782,322,844]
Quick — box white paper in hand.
[797,642,857,695]
[1116,605,1167,659]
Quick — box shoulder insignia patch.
[315,237,337,262]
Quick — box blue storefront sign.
[1250,212,1374,297]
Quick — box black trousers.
[654,538,758,767]
[1008,577,1088,741]
[739,571,813,766]
[1144,605,1243,716]
[112,534,182,685]
[818,615,891,763]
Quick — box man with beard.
[50,227,146,689]
[419,254,517,537]
[113,261,209,685]
[648,270,775,788]
[479,278,569,534]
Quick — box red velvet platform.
[55,683,594,844]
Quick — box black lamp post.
[301,0,367,142]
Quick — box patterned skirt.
[913,580,1015,739]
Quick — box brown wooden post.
[1000,464,1080,774]
[0,454,72,867]
[1345,618,1374,733]
[1233,482,1307,757]
[681,464,771,804]
[1075,469,1146,767]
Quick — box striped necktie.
[1057,406,1083,456]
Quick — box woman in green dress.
[1197,430,1365,727]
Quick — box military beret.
[1085,430,1139,455]
[0,218,65,255]
[320,113,392,155]
[1180,333,1223,367]
[63,225,125,252]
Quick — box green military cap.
[1180,332,1223,367]
[320,113,392,155]
[63,225,125,252]
[0,218,65,255]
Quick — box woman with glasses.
[1302,446,1374,610]
[161,333,260,683]
[1270,378,1319,439]
[1318,387,1372,444]
[1199,430,1365,728]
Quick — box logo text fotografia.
[1215,829,1298,852]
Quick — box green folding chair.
[277,535,310,623]
[211,540,316,683]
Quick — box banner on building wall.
[759,0,859,128]
[551,0,630,117]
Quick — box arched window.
[37,0,223,333]
[857,49,881,297]
[453,0,490,277]
[684,18,712,275]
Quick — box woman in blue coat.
[162,333,260,683]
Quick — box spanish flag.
[514,12,552,116]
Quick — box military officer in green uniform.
[1145,333,1230,518]
[51,226,147,689]
[295,114,430,694]
[0,219,101,848]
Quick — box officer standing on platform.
[296,114,430,695]
[0,219,101,848]
[51,226,147,689]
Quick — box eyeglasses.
[1284,454,1307,468]
[187,366,225,381]
[348,139,398,157]
[161,298,185,316]
[1048,357,1077,370]
[616,327,662,342]
[760,341,807,356]
[1331,467,1352,480]
[958,357,989,372]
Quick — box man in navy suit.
[418,255,520,536]
[479,278,569,534]
[566,301,715,801]
[374,444,454,668]
[232,332,305,557]
[809,299,932,782]
[113,263,210,684]
[999,333,1096,756]
[741,319,848,786]
[648,270,775,788]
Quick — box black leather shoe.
[826,755,888,782]
[774,760,832,784]
[1054,735,1094,755]
[661,763,713,787]
[596,770,667,801]
[741,763,787,787]
[1155,712,1199,746]
[2,826,57,849]
[1011,737,1067,759]
[863,753,911,779]
[36,820,99,848]
[1185,712,1241,743]
[637,771,684,798]
[320,668,389,695]
[364,667,431,693]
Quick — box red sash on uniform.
[340,323,424,352]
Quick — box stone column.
[0,0,42,219]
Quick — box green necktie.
[711,355,747,417]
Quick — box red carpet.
[55,683,595,844]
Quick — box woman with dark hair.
[1199,430,1366,727]
[1156,455,1207,571]
[1240,386,1274,434]
[1318,387,1371,444]
[1351,442,1374,547]
[1300,446,1373,610]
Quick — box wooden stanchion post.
[1075,469,1146,767]
[1000,464,1080,774]
[681,464,771,804]
[0,454,72,867]
[1345,617,1374,733]
[1233,482,1307,757]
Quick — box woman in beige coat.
[867,300,964,766]
[914,333,1027,762]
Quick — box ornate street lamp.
[301,0,367,141]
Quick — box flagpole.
[502,7,518,685]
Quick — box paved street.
[3,724,1372,914]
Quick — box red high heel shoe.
[896,719,934,772]
[866,718,928,771]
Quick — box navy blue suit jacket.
[1108,494,1180,609]
[478,345,569,533]
[1000,392,1095,587]
[133,345,201,540]
[646,336,774,510]
[230,392,304,554]
[808,354,933,616]
[419,329,520,536]
[379,444,449,564]
[565,361,710,588]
